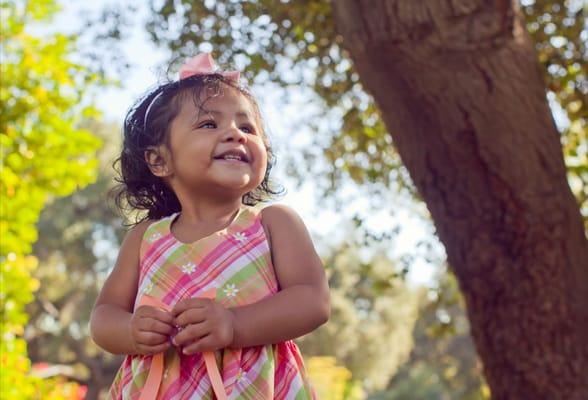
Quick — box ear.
[144,146,172,177]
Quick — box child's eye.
[240,125,255,134]
[198,121,216,129]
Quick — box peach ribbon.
[138,289,227,400]
[179,53,240,83]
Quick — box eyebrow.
[200,109,252,119]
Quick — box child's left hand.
[171,298,235,354]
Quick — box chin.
[218,178,254,192]
[214,173,264,194]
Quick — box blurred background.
[1,0,586,399]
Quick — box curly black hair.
[112,74,282,224]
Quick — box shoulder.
[258,205,323,285]
[260,204,307,234]
[259,204,313,247]
[128,218,154,238]
[113,219,155,275]
[121,219,155,249]
[260,204,302,224]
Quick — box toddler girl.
[90,53,329,399]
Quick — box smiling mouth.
[218,155,246,162]
[213,150,250,163]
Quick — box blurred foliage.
[521,0,588,231]
[370,271,489,399]
[0,0,101,256]
[0,0,101,397]
[27,120,125,400]
[298,244,420,393]
[74,3,135,81]
[0,255,39,398]
[307,356,364,400]
[28,370,88,400]
[144,0,587,225]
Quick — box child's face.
[162,87,268,200]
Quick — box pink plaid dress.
[109,207,316,399]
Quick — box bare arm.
[230,205,330,347]
[90,220,173,355]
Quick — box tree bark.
[333,0,588,398]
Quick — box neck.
[174,193,244,225]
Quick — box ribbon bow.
[179,53,240,83]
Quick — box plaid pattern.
[109,207,316,399]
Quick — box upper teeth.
[223,154,242,161]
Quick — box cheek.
[257,147,269,176]
[174,138,208,161]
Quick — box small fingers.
[136,341,170,355]
[136,331,170,346]
[173,322,209,347]
[174,307,207,327]
[182,335,218,355]
[136,305,174,324]
[137,318,174,336]
[172,298,211,317]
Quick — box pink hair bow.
[178,53,240,83]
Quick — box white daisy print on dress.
[142,281,154,294]
[181,262,196,274]
[234,368,251,389]
[235,368,248,383]
[223,283,239,298]
[233,232,247,242]
[148,232,162,243]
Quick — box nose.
[222,124,247,143]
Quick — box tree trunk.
[333,0,588,398]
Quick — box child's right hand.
[129,305,175,355]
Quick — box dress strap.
[137,291,228,400]
[137,296,165,400]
